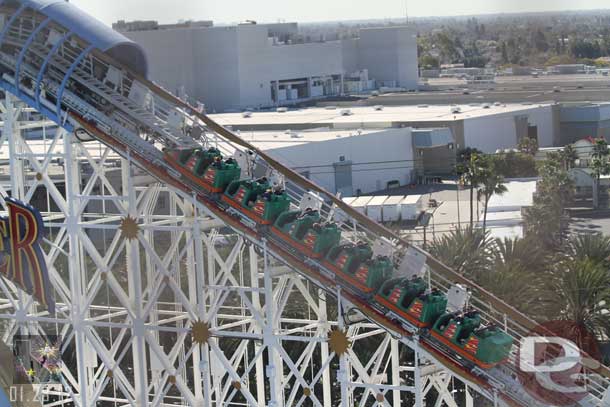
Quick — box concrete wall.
[526,105,555,147]
[463,106,555,153]
[195,27,241,112]
[358,27,418,90]
[127,24,419,111]
[560,104,610,144]
[263,128,415,193]
[126,28,198,99]
[126,27,241,112]
[236,25,346,109]
[464,115,518,153]
[341,38,360,74]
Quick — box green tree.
[457,148,486,228]
[550,259,610,343]
[560,144,578,171]
[420,54,440,69]
[518,137,539,156]
[501,41,509,63]
[590,138,610,208]
[493,236,547,274]
[479,163,508,232]
[477,262,545,316]
[568,233,610,267]
[524,152,573,248]
[428,227,492,279]
[491,151,538,178]
[533,29,549,52]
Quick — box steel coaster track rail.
[0,2,608,406]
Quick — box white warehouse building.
[214,103,559,180]
[242,127,452,195]
[121,22,418,112]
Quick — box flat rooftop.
[211,103,552,129]
[487,179,537,212]
[238,128,396,150]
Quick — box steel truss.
[0,95,492,406]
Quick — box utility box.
[351,196,374,215]
[382,195,405,222]
[400,195,423,221]
[366,196,388,223]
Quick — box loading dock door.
[334,161,353,197]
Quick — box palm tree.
[560,144,578,170]
[478,262,545,316]
[550,259,610,344]
[568,233,610,267]
[457,148,486,228]
[480,169,508,232]
[485,237,551,316]
[518,137,539,156]
[428,226,492,279]
[493,236,547,274]
[591,138,610,208]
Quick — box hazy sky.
[69,0,610,25]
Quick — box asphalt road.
[570,216,610,236]
[322,74,610,107]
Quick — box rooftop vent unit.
[340,109,353,116]
[374,105,384,111]
[242,111,253,118]
[290,132,303,139]
[451,106,462,114]
[482,103,491,109]
[494,102,501,106]
[276,107,288,113]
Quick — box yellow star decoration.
[192,321,212,344]
[36,342,59,359]
[303,387,312,397]
[119,216,140,240]
[328,329,351,356]
[376,393,385,402]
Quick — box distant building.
[113,19,213,32]
[212,103,558,179]
[559,103,610,144]
[244,127,433,195]
[121,22,418,112]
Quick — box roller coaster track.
[0,1,608,406]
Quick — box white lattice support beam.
[0,96,487,407]
[262,242,284,407]
[121,156,149,405]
